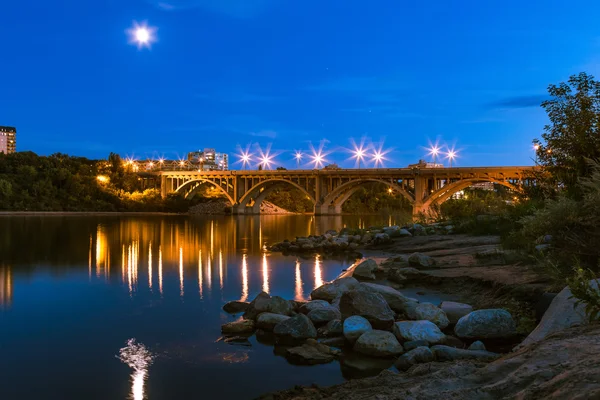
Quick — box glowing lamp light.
[158,158,164,164]
[97,175,109,184]
[533,144,540,151]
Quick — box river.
[0,214,406,400]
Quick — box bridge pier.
[314,203,342,216]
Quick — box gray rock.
[285,339,341,365]
[408,252,436,268]
[403,340,429,351]
[308,307,342,325]
[354,330,404,358]
[455,309,517,339]
[393,321,446,344]
[360,282,417,314]
[516,280,599,350]
[431,345,499,361]
[440,301,474,324]
[223,301,250,314]
[372,233,391,245]
[242,291,271,320]
[310,277,361,302]
[339,289,395,330]
[343,315,372,343]
[256,313,291,331]
[318,319,343,337]
[388,267,425,284]
[543,234,552,244]
[221,319,255,334]
[412,224,427,236]
[395,346,434,371]
[353,259,378,280]
[299,300,332,314]
[319,336,346,348]
[398,228,412,237]
[273,313,317,345]
[405,302,449,329]
[468,340,486,351]
[442,335,465,349]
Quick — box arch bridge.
[142,166,537,217]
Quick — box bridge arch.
[236,179,316,214]
[418,178,520,214]
[318,179,415,215]
[174,179,235,204]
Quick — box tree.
[535,72,600,197]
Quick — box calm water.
[0,214,404,400]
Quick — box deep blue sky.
[2,0,599,168]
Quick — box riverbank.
[248,226,599,399]
[0,211,181,216]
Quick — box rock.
[534,292,557,322]
[354,330,404,358]
[353,259,378,280]
[439,301,473,324]
[398,228,412,237]
[242,291,271,320]
[222,336,252,347]
[221,319,255,334]
[408,252,436,268]
[223,301,250,314]
[455,309,517,339]
[301,243,315,251]
[340,353,395,379]
[516,280,599,349]
[319,336,347,348]
[468,341,486,351]
[372,233,391,245]
[325,229,337,236]
[308,308,342,325]
[431,345,500,361]
[299,300,332,314]
[444,225,454,233]
[535,244,551,253]
[339,289,395,330]
[289,300,306,312]
[393,321,446,344]
[256,313,291,331]
[361,233,373,243]
[273,314,318,345]
[310,277,361,302]
[394,346,434,371]
[349,242,359,250]
[360,282,417,314]
[403,340,429,351]
[405,302,449,329]
[343,315,373,343]
[285,339,341,365]
[441,335,465,349]
[388,267,424,284]
[318,319,343,337]
[543,234,552,244]
[412,224,427,236]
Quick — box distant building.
[187,148,229,171]
[408,159,444,168]
[0,126,16,154]
[469,182,495,191]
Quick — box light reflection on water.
[0,214,409,399]
[118,339,154,400]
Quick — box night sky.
[2,0,599,168]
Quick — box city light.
[158,158,164,164]
[96,175,109,184]
[444,147,458,167]
[349,138,369,169]
[256,144,276,170]
[127,21,157,49]
[147,162,154,168]
[294,151,303,168]
[427,140,442,165]
[370,141,392,168]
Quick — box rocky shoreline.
[219,225,598,399]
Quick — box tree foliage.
[535,72,600,196]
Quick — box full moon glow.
[127,21,157,49]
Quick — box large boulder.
[318,319,343,337]
[353,259,378,280]
[403,340,430,351]
[412,224,427,236]
[455,309,517,339]
[431,345,500,361]
[285,339,341,365]
[360,282,418,314]
[308,307,342,325]
[223,301,250,314]
[299,300,332,314]
[354,330,404,358]
[243,292,293,320]
[343,315,372,343]
[339,289,395,330]
[310,277,361,302]
[393,321,446,344]
[395,346,434,371]
[221,319,255,334]
[408,253,436,268]
[256,313,291,331]
[439,301,473,324]
[273,314,317,345]
[372,233,391,245]
[405,302,450,329]
[516,280,599,349]
[468,341,486,351]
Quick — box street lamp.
[428,145,440,165]
[533,144,540,163]
[352,146,366,169]
[445,149,457,168]
[294,151,303,169]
